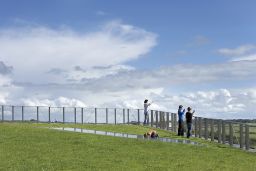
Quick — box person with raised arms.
[178,105,185,136]
[186,107,195,138]
[143,99,151,125]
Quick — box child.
[144,130,159,139]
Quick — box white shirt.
[144,103,151,114]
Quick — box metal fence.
[192,117,256,151]
[0,105,176,130]
[0,105,255,151]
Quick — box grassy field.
[0,122,255,171]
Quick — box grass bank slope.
[0,123,255,171]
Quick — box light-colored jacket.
[144,103,151,114]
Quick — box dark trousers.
[187,122,192,138]
[144,113,149,125]
[178,120,184,136]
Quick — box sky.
[0,0,255,119]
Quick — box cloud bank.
[0,21,157,82]
[8,59,256,119]
[0,22,255,119]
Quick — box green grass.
[0,122,255,171]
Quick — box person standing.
[186,107,195,138]
[143,99,151,125]
[178,105,185,136]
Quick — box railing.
[0,105,254,151]
[0,105,176,130]
[192,117,256,151]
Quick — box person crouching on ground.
[178,105,185,136]
[185,107,195,138]
[144,130,159,139]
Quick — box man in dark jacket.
[186,107,195,138]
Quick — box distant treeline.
[225,119,256,123]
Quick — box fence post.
[74,107,77,124]
[199,117,202,138]
[22,106,24,122]
[155,111,158,128]
[151,110,153,127]
[62,107,65,124]
[37,106,39,123]
[162,112,166,129]
[137,109,140,124]
[12,106,14,122]
[194,117,198,137]
[48,107,51,123]
[159,111,162,129]
[106,108,108,124]
[245,125,250,150]
[127,109,130,124]
[95,108,97,124]
[147,110,150,125]
[159,111,163,129]
[240,124,244,149]
[160,111,162,129]
[167,112,169,130]
[218,120,222,143]
[161,112,164,129]
[1,105,3,122]
[114,108,117,125]
[171,113,175,132]
[81,108,84,124]
[205,118,208,140]
[211,119,214,141]
[222,121,226,144]
[229,122,233,146]
[123,109,125,124]
[174,113,177,133]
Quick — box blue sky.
[0,0,255,118]
[1,0,255,67]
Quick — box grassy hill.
[0,122,255,171]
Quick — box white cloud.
[0,22,255,119]
[231,54,256,61]
[46,64,135,84]
[0,91,9,104]
[0,62,18,104]
[36,60,256,94]
[67,60,256,91]
[0,75,12,87]
[218,44,256,57]
[67,65,135,81]
[7,59,255,119]
[142,88,256,119]
[16,87,256,119]
[22,96,87,107]
[218,44,256,62]
[0,21,157,83]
